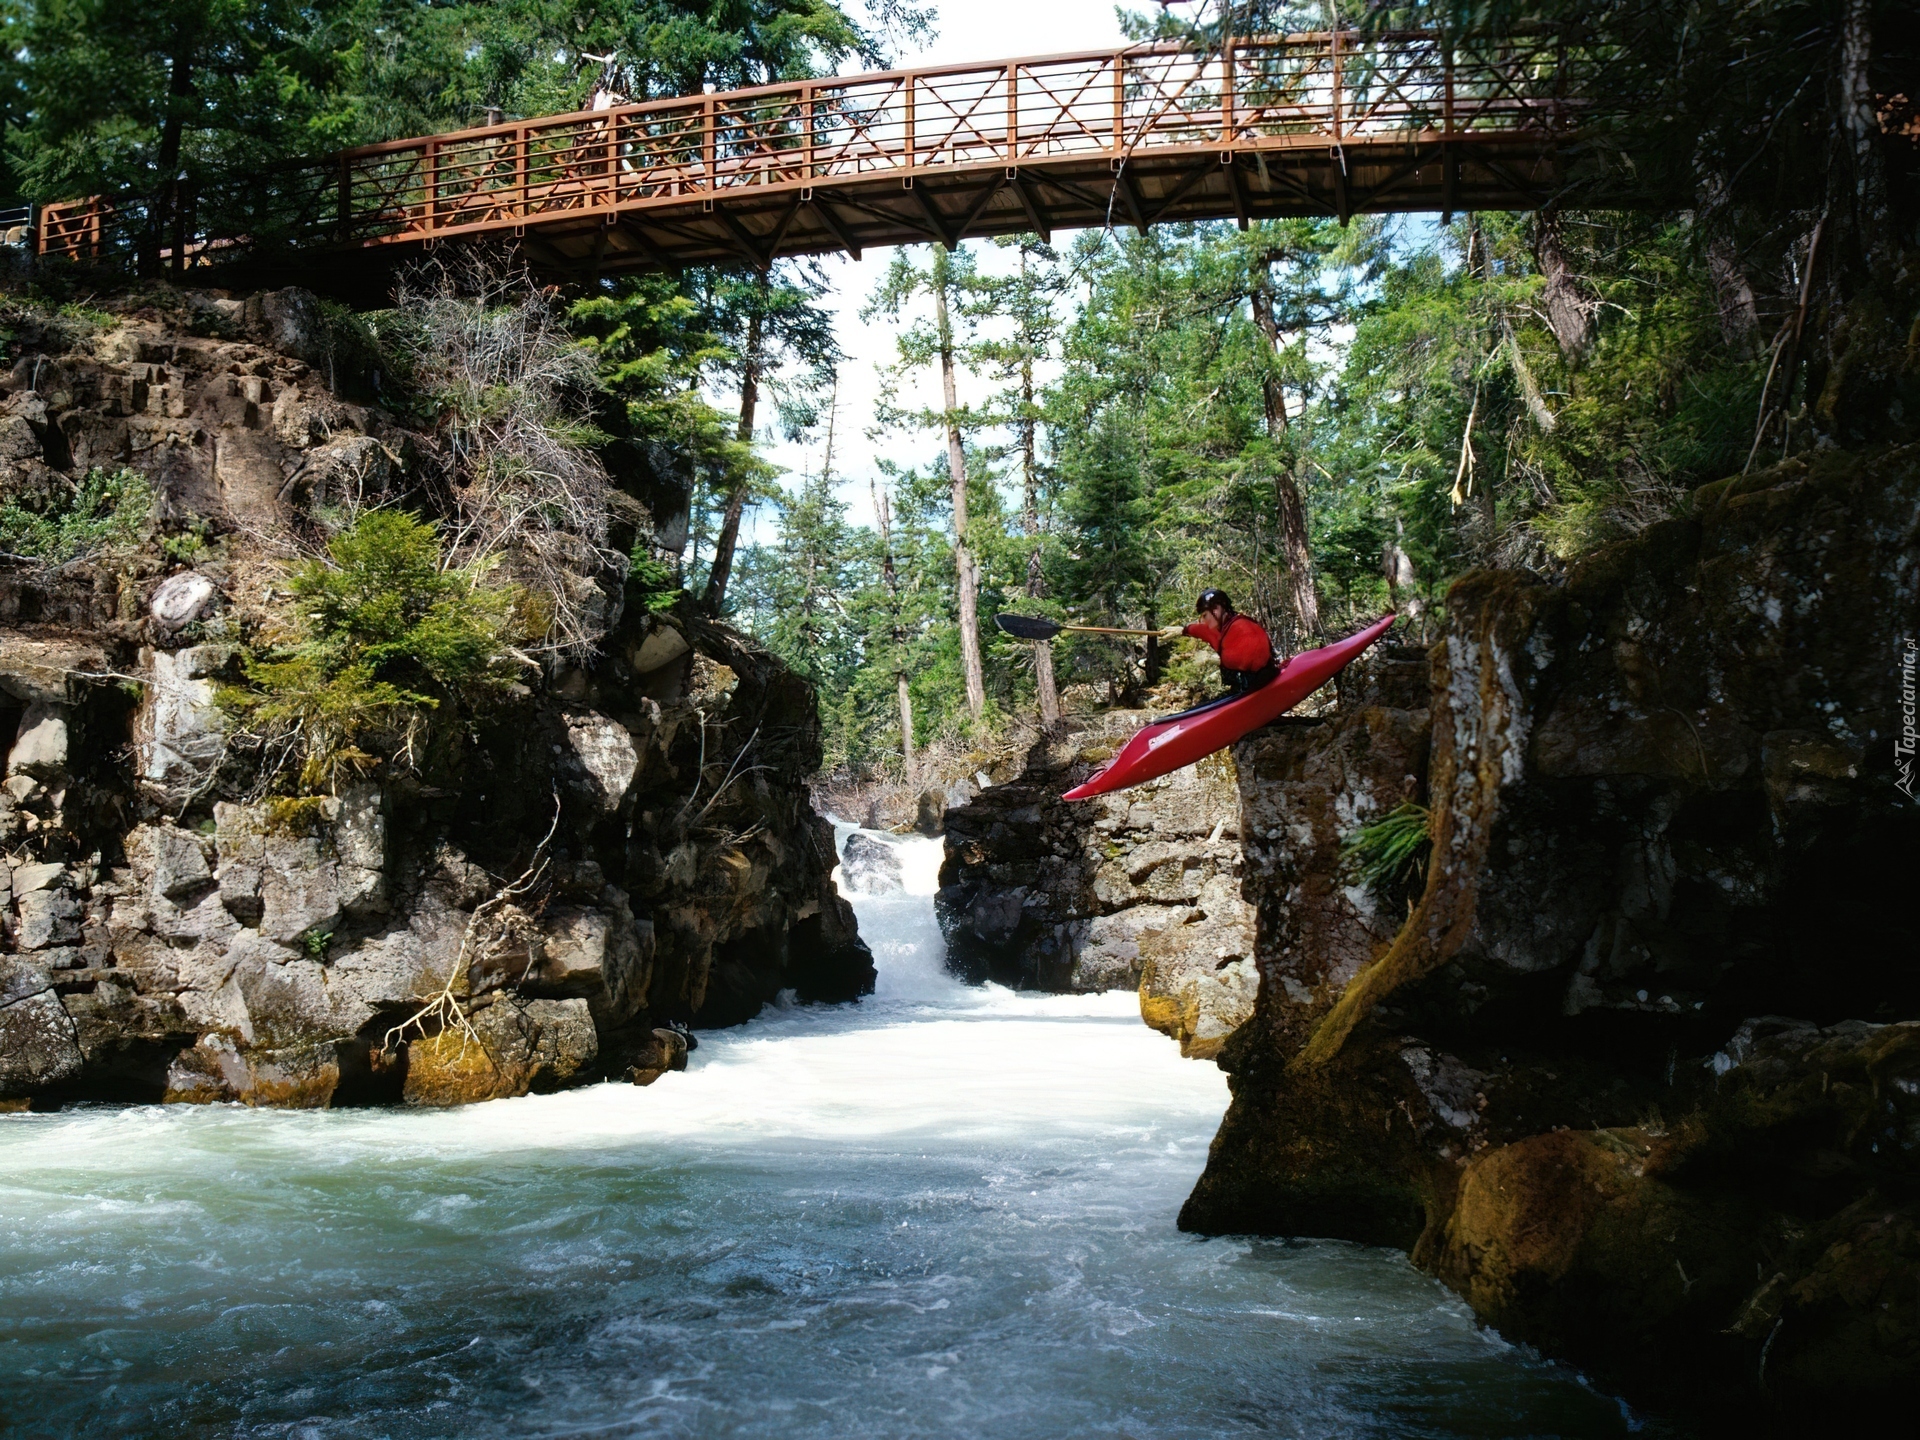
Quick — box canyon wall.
[0,292,871,1111]
[1184,446,1919,1421]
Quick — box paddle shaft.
[1058,623,1166,637]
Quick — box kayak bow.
[1061,614,1399,801]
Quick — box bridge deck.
[36,30,1633,276]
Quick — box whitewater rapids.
[0,827,1655,1436]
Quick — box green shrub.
[225,510,524,793]
[627,546,683,614]
[160,522,210,564]
[1340,802,1432,893]
[0,466,151,565]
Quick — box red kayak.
[1062,614,1399,801]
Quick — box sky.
[739,0,1137,542]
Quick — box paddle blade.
[994,613,1062,641]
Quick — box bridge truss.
[36,29,1636,278]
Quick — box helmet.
[1195,588,1231,614]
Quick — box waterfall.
[828,817,962,1001]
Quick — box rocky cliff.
[0,289,871,1111]
[936,708,1258,1059]
[1183,446,1919,1423]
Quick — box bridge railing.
[36,28,1622,264]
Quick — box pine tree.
[6,0,364,270]
[694,261,841,614]
[971,236,1067,728]
[865,244,989,725]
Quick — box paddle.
[994,613,1166,641]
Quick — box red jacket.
[1184,613,1274,672]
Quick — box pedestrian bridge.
[36,28,1638,278]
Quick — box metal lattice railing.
[36,28,1624,264]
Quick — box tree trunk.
[1383,521,1425,631]
[934,251,986,720]
[1017,272,1060,728]
[1530,207,1597,363]
[1691,168,1760,358]
[701,282,766,614]
[1839,0,1891,275]
[896,673,916,777]
[1252,281,1320,640]
[873,479,915,776]
[149,40,196,277]
[1503,318,1557,433]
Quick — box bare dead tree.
[393,253,624,658]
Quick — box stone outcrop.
[937,708,1256,1058]
[1181,446,1920,1423]
[0,608,873,1110]
[0,295,873,1111]
[840,832,904,895]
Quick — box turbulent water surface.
[0,829,1664,1438]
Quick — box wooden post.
[605,109,618,205]
[1113,52,1124,154]
[515,126,528,216]
[337,154,351,242]
[705,97,717,191]
[1006,63,1017,162]
[905,76,916,173]
[426,140,439,230]
[1330,29,1343,145]
[1221,40,1234,144]
[1330,31,1348,225]
[806,84,817,180]
[1442,35,1456,221]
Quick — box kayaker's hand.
[1156,624,1186,642]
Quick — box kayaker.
[1159,589,1278,696]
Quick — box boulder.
[14,881,82,950]
[126,822,213,901]
[560,709,638,813]
[247,288,329,366]
[840,832,903,894]
[631,624,690,674]
[0,957,83,1097]
[163,1033,341,1107]
[148,571,219,630]
[228,930,368,1048]
[7,701,68,780]
[302,434,392,510]
[913,788,945,836]
[519,897,652,1027]
[401,996,599,1106]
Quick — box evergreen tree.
[865,243,990,725]
[4,0,364,268]
[969,235,1067,727]
[693,260,841,614]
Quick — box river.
[0,827,1662,1437]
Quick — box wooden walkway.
[36,29,1633,277]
